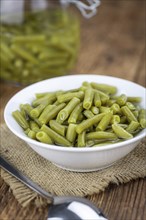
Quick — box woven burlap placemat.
[0,124,146,207]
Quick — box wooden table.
[0,1,146,219]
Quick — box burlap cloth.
[0,124,146,207]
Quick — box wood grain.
[0,1,146,220]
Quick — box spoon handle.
[0,156,54,202]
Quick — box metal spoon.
[0,156,108,220]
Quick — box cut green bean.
[57,91,84,103]
[66,123,77,143]
[112,124,133,139]
[29,120,40,132]
[94,91,101,107]
[41,124,72,147]
[49,120,66,136]
[38,105,55,124]
[127,97,142,103]
[76,113,105,134]
[110,115,121,124]
[27,129,36,139]
[139,109,146,128]
[83,110,94,119]
[13,35,46,43]
[39,104,64,125]
[121,106,138,122]
[12,110,29,129]
[11,45,38,64]
[57,97,80,123]
[30,104,46,118]
[20,103,33,117]
[126,121,140,133]
[77,131,86,147]
[96,112,113,131]
[125,102,136,110]
[91,82,117,95]
[68,102,83,123]
[91,106,99,115]
[116,94,127,106]
[32,94,57,107]
[110,103,121,114]
[86,131,117,140]
[83,88,94,110]
[36,131,53,144]
[99,106,111,113]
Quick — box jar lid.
[61,0,101,18]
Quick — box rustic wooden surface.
[0,1,146,220]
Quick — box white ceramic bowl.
[4,75,146,172]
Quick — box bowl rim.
[4,74,146,152]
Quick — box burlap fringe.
[1,169,51,207]
[1,163,146,208]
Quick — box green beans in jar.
[1,9,80,84]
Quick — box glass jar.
[0,0,80,85]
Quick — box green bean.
[66,123,77,143]
[125,102,136,110]
[116,94,127,106]
[112,124,133,139]
[12,110,29,129]
[77,113,85,122]
[0,42,14,60]
[120,116,127,124]
[29,120,40,132]
[32,94,57,107]
[99,106,111,113]
[126,121,140,133]
[127,97,142,103]
[77,131,86,147]
[121,106,138,122]
[13,35,46,43]
[82,81,92,88]
[20,104,33,118]
[41,124,72,147]
[110,103,121,114]
[35,92,55,99]
[83,110,94,119]
[139,109,146,128]
[57,91,84,103]
[92,140,123,147]
[106,99,116,107]
[91,82,117,95]
[27,129,36,139]
[86,131,117,140]
[91,106,99,115]
[96,112,113,131]
[30,104,46,118]
[76,113,105,134]
[98,91,109,105]
[68,102,83,123]
[49,120,66,136]
[36,131,53,144]
[11,45,38,64]
[110,115,121,124]
[83,88,94,110]
[132,110,139,118]
[14,59,23,68]
[57,97,80,122]
[94,91,101,107]
[39,104,65,125]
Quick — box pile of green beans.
[1,9,80,84]
[12,82,146,147]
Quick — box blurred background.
[0,0,145,86]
